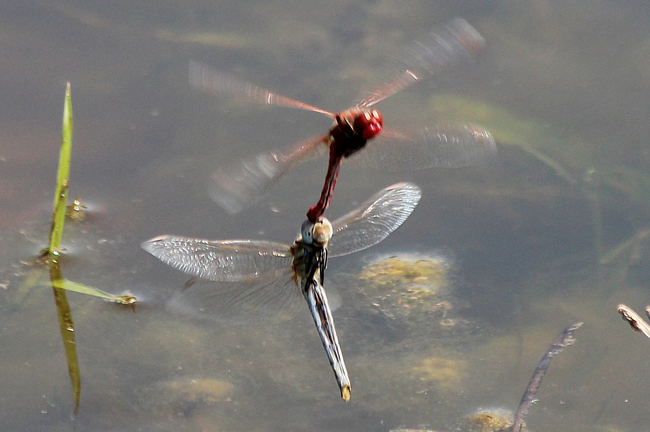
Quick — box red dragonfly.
[190,18,496,221]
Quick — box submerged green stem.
[49,262,81,414]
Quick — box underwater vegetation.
[431,94,650,244]
[392,322,582,432]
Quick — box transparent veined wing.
[167,269,305,325]
[327,182,421,257]
[142,236,294,282]
[354,18,485,109]
[208,134,330,214]
[347,125,497,171]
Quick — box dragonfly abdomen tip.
[341,385,351,402]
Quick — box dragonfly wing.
[142,236,293,282]
[304,271,351,400]
[208,134,329,214]
[347,124,497,171]
[327,182,421,257]
[354,18,485,108]
[190,60,334,116]
[167,268,305,325]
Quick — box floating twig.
[509,322,583,432]
[66,195,87,221]
[617,304,650,339]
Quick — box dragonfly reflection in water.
[190,18,496,220]
[142,182,422,401]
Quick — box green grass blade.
[49,278,137,306]
[49,82,73,255]
[47,83,80,414]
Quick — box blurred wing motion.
[348,125,497,171]
[142,237,293,282]
[354,18,485,108]
[192,18,488,215]
[328,182,421,257]
[207,134,329,214]
[190,60,334,116]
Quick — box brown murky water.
[1,1,650,431]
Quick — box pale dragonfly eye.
[301,219,315,244]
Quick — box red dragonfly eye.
[354,110,383,141]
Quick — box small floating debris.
[65,195,87,221]
[617,304,650,339]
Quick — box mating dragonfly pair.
[143,18,497,401]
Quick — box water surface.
[1,1,650,431]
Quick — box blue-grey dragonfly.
[142,182,421,401]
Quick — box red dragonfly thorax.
[306,109,384,222]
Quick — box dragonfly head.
[354,109,383,140]
[301,218,333,247]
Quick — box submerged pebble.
[359,253,449,292]
[464,408,519,432]
[352,252,479,339]
[357,252,452,318]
